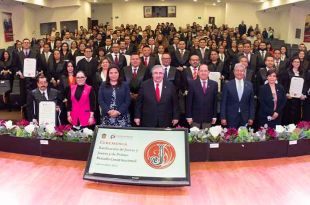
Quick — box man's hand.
[134,118,140,126]
[172,119,178,126]
[221,119,227,126]
[272,112,279,120]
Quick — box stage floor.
[1,152,310,205]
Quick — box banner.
[84,127,190,186]
[2,12,13,42]
[304,14,310,42]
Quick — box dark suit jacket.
[47,60,65,82]
[135,79,179,127]
[26,88,60,121]
[237,52,258,72]
[16,49,39,73]
[123,65,148,94]
[76,58,99,86]
[220,79,255,124]
[140,56,156,78]
[98,82,131,115]
[195,48,209,64]
[186,79,218,123]
[106,53,127,69]
[171,49,190,67]
[259,83,286,123]
[255,50,272,71]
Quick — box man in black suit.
[186,64,218,129]
[106,43,127,69]
[38,43,52,77]
[255,56,275,95]
[124,35,136,55]
[76,47,98,86]
[93,33,105,49]
[171,40,190,68]
[238,21,247,36]
[103,38,112,54]
[167,36,179,55]
[220,63,255,128]
[123,54,148,123]
[134,65,179,128]
[239,42,258,72]
[16,38,40,105]
[238,56,255,83]
[273,49,288,86]
[26,75,61,124]
[195,38,209,64]
[140,45,156,78]
[255,42,272,71]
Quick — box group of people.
[0,21,309,130]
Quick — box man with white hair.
[134,65,179,128]
[220,63,255,128]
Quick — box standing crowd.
[0,21,309,130]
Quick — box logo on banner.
[144,140,176,169]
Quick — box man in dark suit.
[38,43,52,77]
[124,35,136,55]
[171,40,190,68]
[255,42,272,71]
[238,42,258,72]
[103,38,112,54]
[123,54,148,123]
[273,49,288,86]
[167,36,179,55]
[238,56,255,83]
[16,38,40,105]
[134,65,179,128]
[195,38,209,64]
[220,63,255,128]
[238,21,247,36]
[76,47,98,86]
[255,56,275,95]
[106,43,127,69]
[26,75,61,124]
[186,64,218,129]
[93,33,105,49]
[140,45,156,78]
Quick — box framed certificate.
[39,101,56,126]
[209,72,221,92]
[289,77,304,98]
[23,58,37,78]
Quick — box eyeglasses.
[76,76,86,79]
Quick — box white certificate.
[76,56,85,65]
[39,101,56,126]
[289,77,304,98]
[209,72,221,92]
[23,58,36,78]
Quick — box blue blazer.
[258,83,286,122]
[186,79,218,123]
[98,82,131,115]
[220,79,255,123]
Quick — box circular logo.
[144,140,176,169]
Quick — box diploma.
[23,58,37,78]
[76,56,85,65]
[39,101,56,126]
[209,72,221,92]
[289,77,304,98]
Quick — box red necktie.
[133,68,137,78]
[193,68,198,80]
[202,80,207,94]
[144,57,148,66]
[115,54,119,64]
[155,83,160,102]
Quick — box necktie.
[115,54,119,64]
[201,49,205,59]
[25,50,28,57]
[202,80,207,94]
[246,53,250,62]
[262,51,265,60]
[237,80,243,101]
[155,83,160,102]
[193,67,198,80]
[133,68,137,78]
[275,61,279,70]
[180,50,184,59]
[144,57,148,66]
[164,67,168,79]
[45,53,49,63]
[42,91,47,100]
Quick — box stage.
[1,152,310,205]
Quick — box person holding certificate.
[282,57,306,125]
[67,71,96,129]
[98,64,131,127]
[26,75,61,124]
[258,70,286,128]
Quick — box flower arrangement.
[0,120,93,142]
[188,122,310,144]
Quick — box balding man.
[134,65,179,128]
[220,63,255,128]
